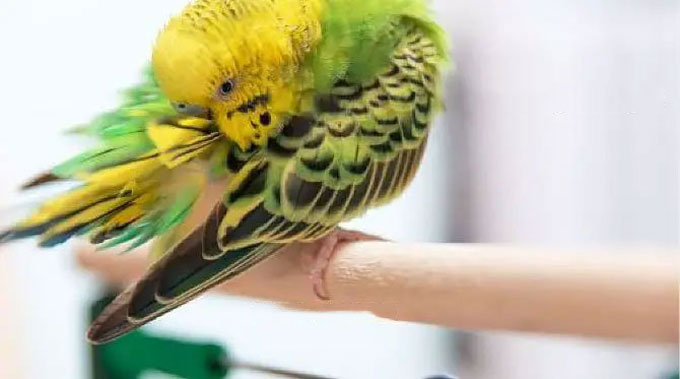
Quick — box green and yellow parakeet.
[1,0,448,344]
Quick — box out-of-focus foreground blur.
[0,1,677,378]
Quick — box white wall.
[438,1,679,378]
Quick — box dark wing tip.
[87,285,141,345]
[20,172,62,191]
[0,230,14,244]
[88,201,281,343]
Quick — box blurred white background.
[0,0,677,378]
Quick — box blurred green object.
[89,292,334,379]
[90,294,229,379]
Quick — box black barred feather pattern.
[89,27,442,343]
[88,201,280,344]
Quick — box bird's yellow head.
[152,0,322,150]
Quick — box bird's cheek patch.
[249,107,279,146]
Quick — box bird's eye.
[219,80,235,97]
[176,103,187,110]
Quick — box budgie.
[1,0,448,344]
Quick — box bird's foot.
[308,229,381,301]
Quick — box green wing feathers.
[88,201,279,344]
[55,68,168,177]
[193,26,441,264]
[1,70,226,249]
[308,0,447,90]
[245,25,442,242]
